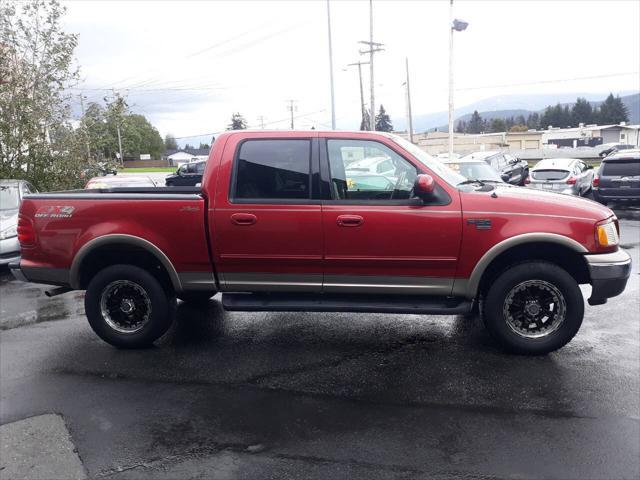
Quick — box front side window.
[196,162,206,174]
[327,139,417,201]
[234,139,311,200]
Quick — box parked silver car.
[0,180,37,265]
[527,158,594,196]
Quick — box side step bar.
[222,293,472,315]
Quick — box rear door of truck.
[212,132,323,292]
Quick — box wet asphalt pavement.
[1,206,639,479]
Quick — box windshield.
[0,185,20,211]
[389,135,466,186]
[446,162,503,182]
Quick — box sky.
[62,0,640,142]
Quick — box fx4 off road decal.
[35,206,75,219]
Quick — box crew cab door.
[320,135,462,295]
[213,133,323,292]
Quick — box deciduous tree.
[0,0,84,191]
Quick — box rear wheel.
[85,264,176,348]
[482,261,584,355]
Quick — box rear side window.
[196,162,206,174]
[532,169,570,181]
[601,160,640,176]
[234,139,311,200]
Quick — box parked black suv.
[460,151,529,186]
[165,160,206,187]
[593,149,640,205]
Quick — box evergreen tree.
[227,112,247,130]
[467,110,483,134]
[164,134,178,150]
[597,93,629,125]
[489,118,506,133]
[199,142,210,150]
[526,113,540,129]
[571,97,593,126]
[375,105,393,132]
[455,120,467,134]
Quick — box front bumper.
[584,249,632,305]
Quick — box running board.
[222,293,472,315]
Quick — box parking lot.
[1,204,638,479]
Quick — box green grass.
[120,167,175,173]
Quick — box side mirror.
[501,173,510,182]
[414,174,435,200]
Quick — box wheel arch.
[70,234,182,292]
[456,233,589,300]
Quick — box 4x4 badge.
[467,218,492,230]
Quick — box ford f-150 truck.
[10,131,632,354]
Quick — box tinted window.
[196,162,206,173]
[328,139,417,201]
[234,139,311,200]
[601,160,640,176]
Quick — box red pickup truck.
[10,131,631,354]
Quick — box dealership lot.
[1,205,638,479]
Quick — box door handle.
[336,214,364,227]
[230,213,257,226]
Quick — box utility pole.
[326,0,336,129]
[359,0,384,131]
[78,94,91,160]
[347,61,370,130]
[404,58,414,144]
[112,88,124,165]
[258,116,265,129]
[287,100,297,129]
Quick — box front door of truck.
[213,133,323,292]
[320,135,462,295]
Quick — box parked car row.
[438,148,639,205]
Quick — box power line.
[455,71,639,91]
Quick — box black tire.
[177,290,216,303]
[85,264,176,348]
[165,182,174,187]
[519,170,529,186]
[482,261,584,355]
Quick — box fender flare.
[454,233,589,299]
[70,234,182,291]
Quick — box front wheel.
[482,261,584,355]
[85,264,176,348]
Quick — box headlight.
[0,225,18,240]
[596,219,619,247]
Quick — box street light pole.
[405,57,414,144]
[448,0,468,158]
[448,0,454,158]
[326,0,336,129]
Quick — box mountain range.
[394,91,639,133]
